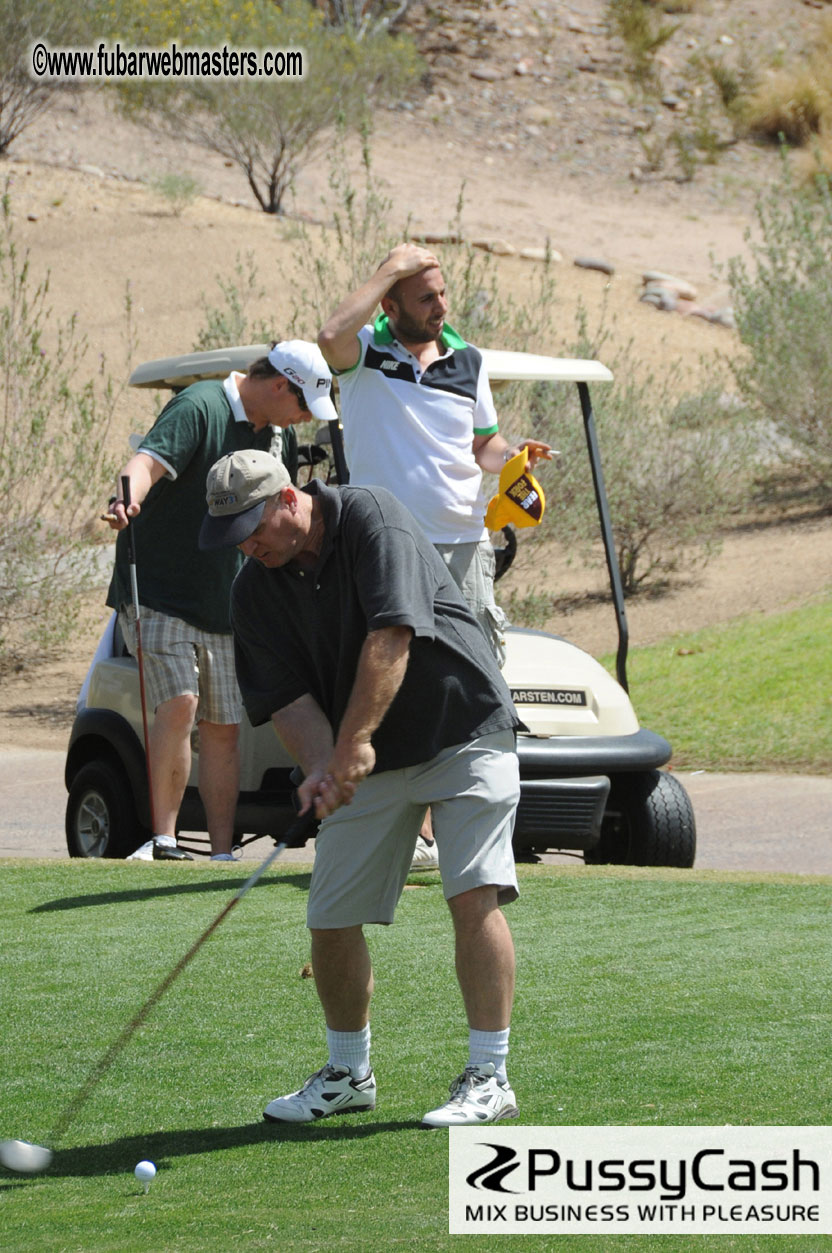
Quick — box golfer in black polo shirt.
[200,449,522,1127]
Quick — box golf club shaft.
[49,814,315,1146]
[122,475,158,835]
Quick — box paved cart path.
[1,749,830,874]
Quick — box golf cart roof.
[128,346,613,389]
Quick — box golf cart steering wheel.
[493,526,516,581]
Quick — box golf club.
[121,474,159,837]
[0,810,317,1174]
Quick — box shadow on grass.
[16,1117,420,1180]
[29,871,313,914]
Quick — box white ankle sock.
[326,1024,371,1078]
[469,1027,510,1083]
[154,834,176,848]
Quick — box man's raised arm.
[317,243,439,372]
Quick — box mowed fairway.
[2,860,830,1252]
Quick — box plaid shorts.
[118,606,242,725]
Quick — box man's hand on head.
[381,242,440,282]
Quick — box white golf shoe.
[410,835,439,871]
[421,1063,519,1128]
[263,1064,376,1123]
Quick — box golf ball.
[134,1160,156,1184]
[0,1139,53,1174]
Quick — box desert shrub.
[194,251,276,351]
[315,0,416,36]
[0,0,88,153]
[605,0,679,87]
[726,153,832,501]
[743,69,829,145]
[498,589,556,631]
[149,171,202,216]
[104,0,419,214]
[0,186,129,671]
[792,129,832,188]
[701,47,759,120]
[741,17,832,146]
[515,320,755,594]
[650,45,759,181]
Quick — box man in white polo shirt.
[318,242,551,663]
[319,243,551,866]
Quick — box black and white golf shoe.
[421,1062,519,1128]
[263,1064,376,1123]
[151,839,194,861]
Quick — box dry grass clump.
[791,128,832,187]
[743,69,830,144]
[742,16,832,147]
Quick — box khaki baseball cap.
[199,449,290,550]
[484,449,546,531]
[268,340,338,423]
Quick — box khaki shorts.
[434,538,508,668]
[307,730,520,929]
[118,606,242,725]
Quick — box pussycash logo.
[467,1145,522,1193]
[465,1142,822,1202]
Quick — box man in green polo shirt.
[104,341,337,861]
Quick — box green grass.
[1,860,831,1251]
[607,593,832,772]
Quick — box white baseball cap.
[268,340,337,424]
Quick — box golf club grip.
[121,475,136,564]
[49,813,314,1146]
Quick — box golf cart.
[64,346,695,867]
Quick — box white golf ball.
[134,1160,156,1184]
[0,1139,53,1174]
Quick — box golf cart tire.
[65,760,147,859]
[586,770,696,868]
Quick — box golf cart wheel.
[65,760,145,859]
[586,770,696,868]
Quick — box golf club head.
[0,1139,53,1174]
